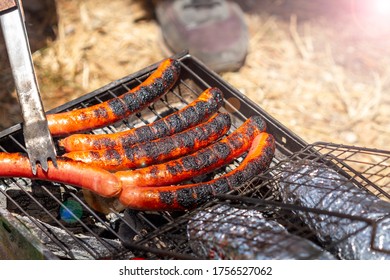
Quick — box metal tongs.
[0,0,57,174]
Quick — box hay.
[0,0,389,152]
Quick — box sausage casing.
[115,115,267,188]
[59,87,224,152]
[48,58,181,136]
[0,153,121,197]
[63,113,231,171]
[118,132,275,211]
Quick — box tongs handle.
[0,0,57,174]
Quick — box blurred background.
[0,0,389,150]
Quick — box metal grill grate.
[0,52,388,260]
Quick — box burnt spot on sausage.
[159,190,174,206]
[180,156,200,172]
[260,145,275,169]
[227,170,246,188]
[165,161,184,176]
[209,88,224,107]
[94,137,117,150]
[250,115,267,132]
[135,126,155,143]
[135,87,155,105]
[156,141,176,157]
[89,151,101,160]
[194,148,219,168]
[165,114,186,133]
[192,184,215,206]
[93,107,109,119]
[77,112,88,121]
[176,187,197,209]
[104,149,122,163]
[226,133,247,150]
[147,165,160,179]
[192,126,208,142]
[161,67,176,87]
[121,92,140,112]
[107,99,127,118]
[136,142,161,161]
[174,133,196,149]
[212,143,232,160]
[212,178,231,193]
[178,105,198,127]
[150,119,170,138]
[121,132,140,147]
[123,146,136,162]
[162,59,180,85]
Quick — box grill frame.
[0,52,388,260]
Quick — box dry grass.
[0,0,389,153]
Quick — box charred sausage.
[118,132,275,211]
[47,58,181,136]
[59,87,224,152]
[0,153,121,197]
[115,116,267,188]
[63,113,231,171]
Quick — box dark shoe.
[156,0,248,72]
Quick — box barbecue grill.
[0,52,389,260]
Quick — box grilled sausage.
[118,132,275,211]
[59,87,224,152]
[0,153,121,197]
[63,113,232,171]
[115,116,267,189]
[47,58,181,136]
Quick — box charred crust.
[138,142,161,161]
[158,139,177,155]
[194,149,218,168]
[148,165,160,178]
[248,116,267,132]
[165,161,184,176]
[212,143,232,160]
[124,146,136,162]
[159,190,174,206]
[209,88,224,107]
[165,114,185,133]
[161,66,176,86]
[178,106,198,127]
[107,99,127,117]
[176,187,196,209]
[175,133,196,149]
[95,138,116,150]
[226,133,246,150]
[121,133,140,147]
[192,126,208,142]
[192,184,215,205]
[164,59,180,83]
[193,101,211,118]
[135,126,155,143]
[89,151,101,160]
[212,178,231,193]
[93,107,109,119]
[77,112,88,121]
[104,149,122,162]
[121,92,139,112]
[180,156,200,171]
[151,120,170,138]
[227,170,247,188]
[136,86,156,105]
[208,114,230,134]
